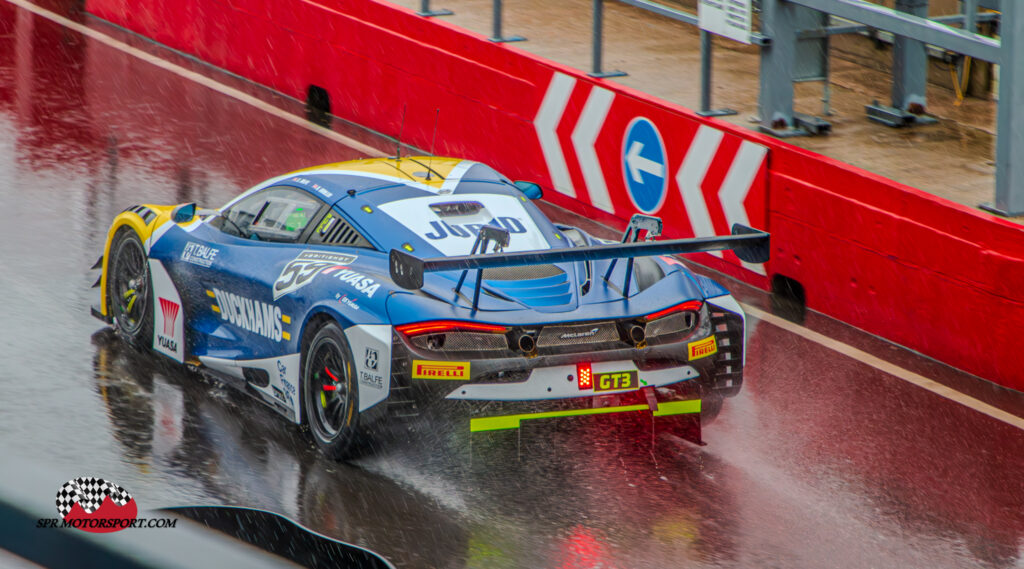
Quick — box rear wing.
[389,222,770,297]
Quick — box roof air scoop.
[429,201,484,217]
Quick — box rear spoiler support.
[451,226,511,311]
[389,222,770,302]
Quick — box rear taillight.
[577,362,593,390]
[644,300,702,322]
[395,320,508,336]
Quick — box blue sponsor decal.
[423,217,527,240]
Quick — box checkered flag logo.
[55,477,133,518]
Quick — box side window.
[307,210,373,248]
[218,186,323,243]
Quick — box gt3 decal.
[273,250,358,300]
[210,287,284,342]
[412,360,471,380]
[687,336,718,360]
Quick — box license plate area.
[593,370,639,392]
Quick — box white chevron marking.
[534,73,576,197]
[719,141,769,275]
[676,125,724,257]
[570,87,615,212]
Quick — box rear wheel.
[107,229,152,348]
[302,322,360,459]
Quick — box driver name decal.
[212,287,283,341]
[274,250,358,300]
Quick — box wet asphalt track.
[1,2,1023,567]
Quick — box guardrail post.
[866,0,935,126]
[489,0,525,43]
[590,0,627,78]
[758,0,798,134]
[984,0,1024,215]
[697,30,736,117]
[416,0,453,17]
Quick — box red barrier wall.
[86,0,1024,389]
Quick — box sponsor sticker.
[274,250,359,300]
[412,360,471,380]
[365,348,378,370]
[157,298,180,354]
[359,371,384,389]
[336,293,360,311]
[325,268,380,298]
[211,288,284,342]
[687,336,718,360]
[180,241,219,267]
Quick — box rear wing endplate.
[390,223,769,292]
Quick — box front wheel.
[302,322,361,460]
[107,229,152,348]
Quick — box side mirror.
[171,202,197,223]
[513,180,543,200]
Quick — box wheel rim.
[111,236,148,335]
[309,338,352,440]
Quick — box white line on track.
[741,303,1024,431]
[5,0,388,158]
[9,0,1022,431]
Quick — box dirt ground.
[390,0,1016,221]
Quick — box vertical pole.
[891,0,929,113]
[988,0,1024,215]
[588,0,626,77]
[700,30,712,113]
[489,0,525,43]
[962,0,978,34]
[593,0,603,75]
[416,0,453,17]
[758,0,797,132]
[492,0,502,41]
[697,29,736,116]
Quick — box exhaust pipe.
[628,325,646,345]
[518,333,536,353]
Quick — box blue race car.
[92,157,768,458]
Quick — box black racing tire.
[700,391,724,426]
[302,322,361,460]
[106,228,153,349]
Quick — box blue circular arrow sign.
[621,117,667,214]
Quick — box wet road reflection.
[1,2,1023,568]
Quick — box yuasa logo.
[157,297,180,353]
[54,477,137,534]
[159,298,179,336]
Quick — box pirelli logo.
[412,360,471,380]
[687,336,718,360]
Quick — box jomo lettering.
[423,217,527,240]
[212,288,283,341]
